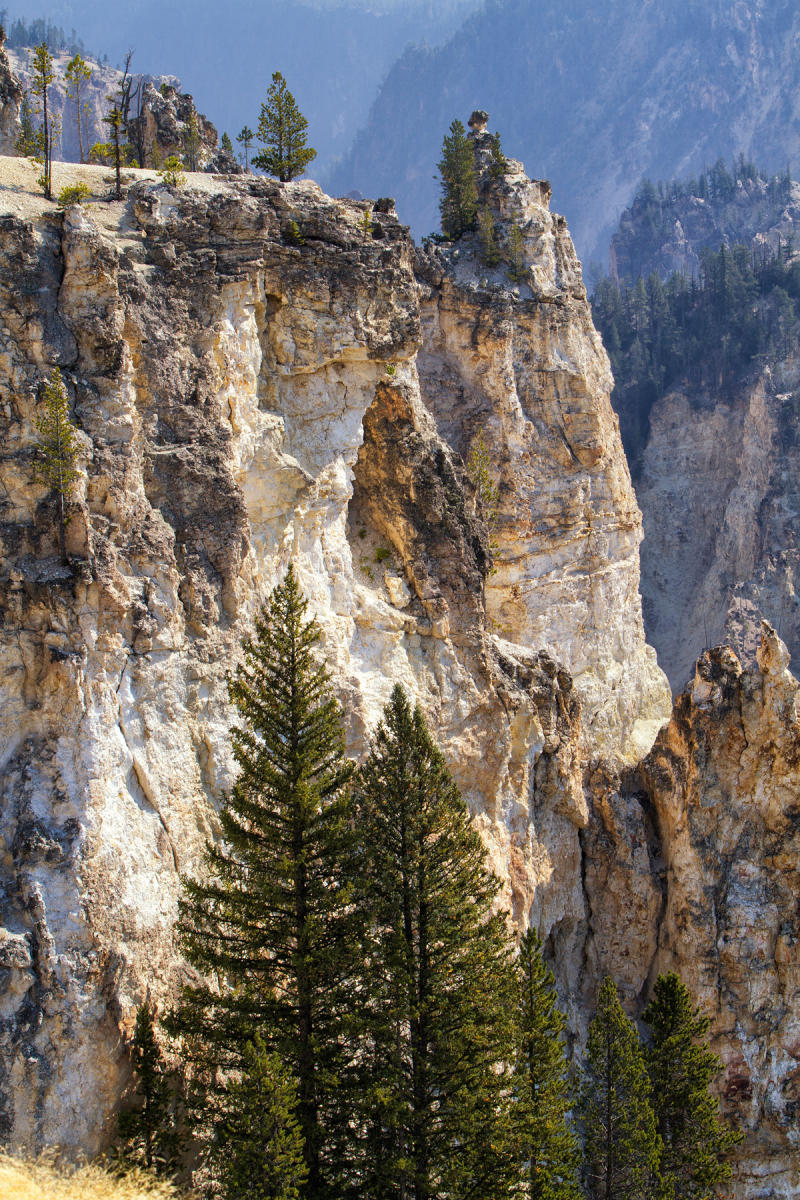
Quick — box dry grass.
[0,1153,189,1200]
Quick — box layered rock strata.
[0,149,668,1153]
[587,626,800,1199]
[6,141,792,1197]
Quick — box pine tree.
[221,131,234,154]
[438,118,477,239]
[236,125,254,171]
[215,1034,307,1200]
[32,367,80,565]
[510,931,581,1200]
[29,43,56,199]
[506,213,527,283]
[643,973,742,1198]
[478,205,501,266]
[579,977,662,1200]
[253,73,316,182]
[489,130,507,179]
[15,91,38,156]
[117,1003,182,1175]
[352,684,516,1200]
[167,566,356,1200]
[64,51,92,163]
[183,111,201,171]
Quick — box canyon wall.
[0,144,796,1196]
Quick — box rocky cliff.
[0,135,795,1197]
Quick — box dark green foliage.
[215,1034,307,1200]
[117,1003,182,1175]
[489,131,506,179]
[643,973,742,1198]
[478,205,501,266]
[437,118,477,239]
[506,213,527,282]
[253,72,317,182]
[168,566,355,1199]
[510,931,580,1200]
[33,367,80,564]
[351,683,516,1200]
[183,111,201,171]
[592,240,800,472]
[221,131,233,154]
[579,977,662,1200]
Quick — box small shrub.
[358,527,367,539]
[56,182,91,209]
[88,140,114,165]
[286,219,305,245]
[384,363,397,377]
[374,546,391,564]
[360,208,373,240]
[157,155,186,188]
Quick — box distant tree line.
[592,238,800,466]
[0,11,98,59]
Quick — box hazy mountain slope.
[592,169,800,690]
[328,0,800,260]
[5,0,481,177]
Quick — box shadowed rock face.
[581,625,800,1198]
[6,148,796,1196]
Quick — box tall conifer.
[511,931,581,1200]
[352,684,515,1200]
[168,566,355,1200]
[33,367,80,564]
[215,1034,307,1200]
[579,977,662,1200]
[253,72,316,182]
[438,118,478,239]
[643,972,742,1198]
[117,1003,182,1175]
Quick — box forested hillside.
[592,162,800,474]
[329,0,800,260]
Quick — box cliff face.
[646,627,800,1198]
[0,149,669,1154]
[1,143,796,1197]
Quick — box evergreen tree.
[236,125,254,171]
[352,684,516,1200]
[221,131,234,154]
[15,91,38,156]
[489,130,507,179]
[579,977,662,1200]
[643,973,742,1198]
[168,566,356,1200]
[32,367,80,564]
[438,118,477,239]
[253,72,316,182]
[506,213,527,283]
[215,1034,308,1200]
[117,1003,182,1175]
[183,111,201,171]
[478,205,501,266]
[64,51,92,163]
[510,931,581,1200]
[29,42,56,199]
